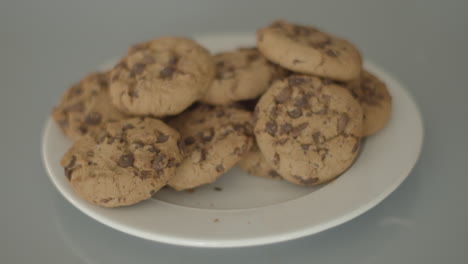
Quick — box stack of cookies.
[52,20,392,207]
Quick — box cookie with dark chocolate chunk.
[60,117,182,207]
[167,104,254,191]
[52,71,129,140]
[257,20,362,81]
[109,37,215,117]
[254,75,363,186]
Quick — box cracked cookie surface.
[254,75,363,185]
[201,47,286,105]
[238,143,282,180]
[168,105,254,191]
[257,20,362,81]
[60,117,183,207]
[52,71,129,140]
[109,37,215,116]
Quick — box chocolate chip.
[294,96,308,108]
[276,138,289,145]
[85,112,102,125]
[194,148,207,162]
[352,140,360,153]
[156,133,169,143]
[64,156,76,180]
[215,164,225,173]
[216,61,225,68]
[214,186,223,191]
[301,144,310,152]
[288,76,306,86]
[128,88,139,97]
[140,171,152,179]
[280,123,293,134]
[337,113,350,134]
[270,105,279,118]
[100,198,112,203]
[160,66,175,78]
[78,125,87,134]
[70,86,83,97]
[149,189,156,195]
[294,176,319,185]
[151,153,166,171]
[131,63,146,75]
[232,147,241,155]
[118,153,134,168]
[265,121,277,136]
[184,136,195,145]
[166,158,176,168]
[287,108,302,118]
[168,56,178,65]
[291,122,308,137]
[268,170,281,178]
[273,153,280,165]
[292,59,305,64]
[147,145,159,153]
[64,102,84,112]
[199,128,215,143]
[275,87,292,103]
[133,140,144,149]
[325,49,339,57]
[318,148,329,160]
[312,131,322,145]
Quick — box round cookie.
[257,20,362,81]
[52,71,129,140]
[346,70,392,136]
[60,117,183,207]
[168,105,254,191]
[254,75,363,186]
[201,47,286,105]
[109,37,215,117]
[238,143,282,180]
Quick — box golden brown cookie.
[109,37,215,117]
[168,105,254,191]
[52,71,128,140]
[254,75,363,186]
[237,143,282,180]
[257,20,362,81]
[346,70,392,136]
[201,48,286,105]
[61,118,183,207]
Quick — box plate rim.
[41,32,424,248]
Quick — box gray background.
[2,0,467,263]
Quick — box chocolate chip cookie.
[254,75,363,186]
[346,70,392,136]
[52,71,128,140]
[61,117,183,207]
[109,37,215,117]
[167,105,254,191]
[238,143,282,180]
[257,20,362,81]
[201,47,286,105]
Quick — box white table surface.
[2,0,467,263]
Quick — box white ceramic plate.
[42,33,423,248]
